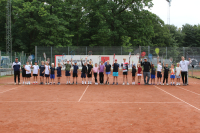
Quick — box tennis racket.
[62,53,66,62]
[148,54,153,62]
[141,52,146,58]
[129,52,131,63]
[155,48,159,56]
[43,52,46,61]
[70,51,75,59]
[113,53,115,63]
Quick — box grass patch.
[0,75,13,78]
[189,76,200,79]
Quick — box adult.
[12,57,21,85]
[180,56,191,86]
[141,58,151,85]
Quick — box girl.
[175,63,182,86]
[157,57,162,85]
[57,63,62,85]
[137,63,142,85]
[93,63,99,85]
[131,61,136,85]
[25,62,31,85]
[86,57,93,85]
[151,64,156,85]
[21,64,26,84]
[170,64,175,86]
[50,63,55,85]
[45,61,50,85]
[81,59,87,85]
[32,61,39,84]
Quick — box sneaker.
[113,82,115,85]
[85,81,87,84]
[72,82,74,85]
[166,83,169,85]
[127,83,129,85]
[76,82,78,85]
[57,83,60,85]
[105,81,107,85]
[14,83,16,85]
[50,83,52,85]
[162,83,164,85]
[139,83,140,85]
[53,82,55,85]
[23,82,24,85]
[66,82,68,85]
[122,82,125,85]
[108,82,109,85]
[48,83,49,85]
[33,83,35,85]
[132,82,134,85]
[18,83,21,85]
[116,82,118,85]
[45,83,47,85]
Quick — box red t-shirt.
[138,67,142,74]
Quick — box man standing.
[12,57,21,85]
[180,56,191,86]
[141,58,151,85]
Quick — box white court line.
[176,86,200,96]
[78,85,89,102]
[0,101,182,103]
[0,85,24,94]
[154,86,200,111]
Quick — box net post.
[35,46,37,62]
[51,47,52,64]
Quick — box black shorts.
[88,73,92,78]
[40,73,44,77]
[57,73,61,77]
[132,74,135,77]
[73,73,78,77]
[26,74,31,77]
[45,74,49,77]
[123,72,128,75]
[81,73,86,78]
[22,73,26,77]
[157,71,162,78]
[33,74,38,76]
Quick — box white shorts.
[137,74,142,76]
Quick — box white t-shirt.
[25,65,31,74]
[33,65,39,74]
[157,64,162,72]
[45,65,50,75]
[176,67,181,76]
[180,60,191,72]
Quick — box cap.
[74,61,77,63]
[35,61,37,63]
[123,58,126,59]
[144,58,147,60]
[115,59,117,61]
[15,57,18,59]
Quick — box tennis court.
[0,73,200,133]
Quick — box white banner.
[55,55,139,70]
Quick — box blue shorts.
[50,74,55,79]
[151,74,155,79]
[170,75,175,79]
[113,72,118,77]
[157,71,162,78]
[81,73,86,78]
[106,72,111,75]
[65,71,70,76]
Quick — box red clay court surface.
[0,72,200,133]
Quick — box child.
[25,62,31,85]
[32,61,39,84]
[113,59,119,85]
[45,61,50,85]
[99,61,105,85]
[57,63,62,85]
[131,61,136,85]
[93,63,99,85]
[39,61,45,85]
[50,63,55,85]
[121,58,129,85]
[175,63,182,86]
[71,60,79,85]
[105,60,111,85]
[163,61,169,85]
[157,57,162,85]
[21,64,26,84]
[170,64,175,86]
[137,63,142,85]
[86,57,93,84]
[81,58,87,85]
[151,64,156,85]
[64,60,71,84]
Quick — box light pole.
[166,0,172,25]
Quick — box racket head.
[141,52,146,58]
[155,48,159,55]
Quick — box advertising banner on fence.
[55,55,139,70]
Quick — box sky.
[148,0,200,28]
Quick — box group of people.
[12,56,191,86]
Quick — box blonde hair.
[177,63,180,65]
[52,63,54,65]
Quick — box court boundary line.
[154,86,200,111]
[0,85,24,94]
[0,101,182,103]
[176,86,200,96]
[78,85,89,102]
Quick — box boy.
[113,59,119,85]
[137,63,142,85]
[105,60,111,85]
[99,61,105,85]
[175,63,182,86]
[81,58,87,85]
[25,62,31,85]
[39,61,45,85]
[21,64,26,84]
[170,64,175,86]
[32,61,39,84]
[162,61,169,85]
[64,60,71,84]
[121,58,129,85]
[131,61,136,85]
[57,63,62,85]
[151,64,156,85]
[45,61,50,85]
[50,63,55,85]
[71,60,79,85]
[157,57,162,85]
[93,63,99,85]
[86,57,93,84]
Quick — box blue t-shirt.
[57,67,61,75]
[113,63,119,72]
[73,65,79,73]
[39,65,45,74]
[13,62,21,71]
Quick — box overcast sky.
[148,0,200,28]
